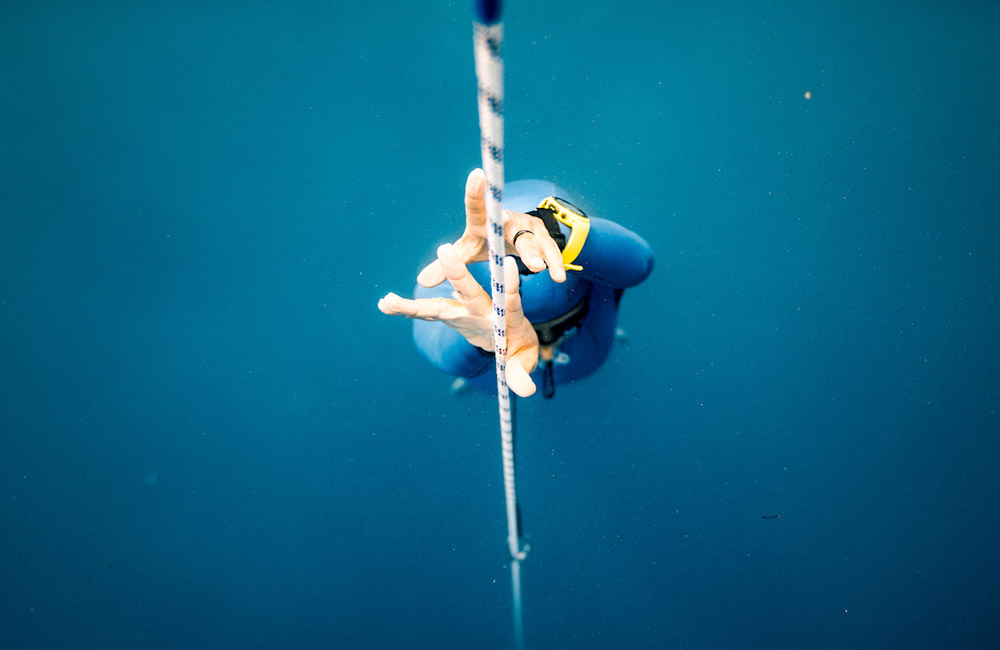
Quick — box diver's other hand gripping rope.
[474,1,527,649]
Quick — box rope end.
[474,0,502,25]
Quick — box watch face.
[553,197,586,218]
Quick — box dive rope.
[473,1,527,649]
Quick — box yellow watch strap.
[537,196,590,271]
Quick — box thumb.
[506,354,537,397]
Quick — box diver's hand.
[379,244,539,397]
[416,168,567,288]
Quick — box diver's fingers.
[416,259,446,288]
[503,257,538,398]
[504,258,539,361]
[419,233,489,287]
[503,256,527,323]
[504,210,548,273]
[377,292,459,321]
[506,211,566,283]
[377,292,407,315]
[438,244,489,308]
[506,355,537,398]
[464,168,487,227]
[533,218,567,283]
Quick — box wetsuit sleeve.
[570,216,654,289]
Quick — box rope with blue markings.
[473,1,527,649]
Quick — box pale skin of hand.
[416,168,567,288]
[378,168,566,397]
[378,245,540,397]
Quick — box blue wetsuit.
[413,179,653,393]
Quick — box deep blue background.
[2,1,998,648]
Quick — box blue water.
[2,2,998,648]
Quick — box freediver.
[378,168,653,398]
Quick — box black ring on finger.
[512,229,534,247]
